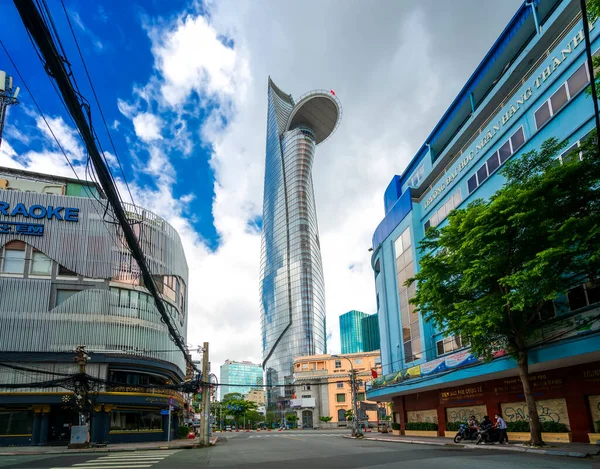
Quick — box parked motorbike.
[453,424,478,443]
[475,426,502,445]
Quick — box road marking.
[50,466,152,469]
[50,450,179,469]
[75,461,161,464]
[280,435,304,441]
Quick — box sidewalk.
[0,436,218,456]
[353,432,600,459]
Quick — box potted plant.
[507,421,572,443]
[404,422,438,437]
[444,421,461,438]
[391,422,402,436]
[588,420,600,444]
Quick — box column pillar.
[565,394,592,443]
[436,405,446,436]
[31,412,42,446]
[38,406,50,446]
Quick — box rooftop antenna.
[0,70,20,147]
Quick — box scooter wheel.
[453,435,462,443]
[475,435,482,445]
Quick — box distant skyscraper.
[340,310,369,354]
[362,313,381,353]
[259,78,342,404]
[340,310,380,354]
[219,360,263,399]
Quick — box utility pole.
[581,0,600,155]
[0,70,19,147]
[332,355,362,438]
[200,342,210,445]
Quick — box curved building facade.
[0,167,189,445]
[260,79,341,404]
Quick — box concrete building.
[245,389,266,407]
[339,310,380,354]
[292,352,382,428]
[259,79,342,405]
[0,167,189,445]
[367,0,600,443]
[219,360,262,400]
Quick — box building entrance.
[48,406,78,444]
[302,410,313,428]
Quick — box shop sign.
[440,384,483,403]
[583,368,600,383]
[421,357,446,376]
[493,373,563,394]
[424,22,596,210]
[407,365,421,377]
[0,201,79,237]
[444,349,478,369]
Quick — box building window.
[536,63,590,130]
[436,335,463,356]
[336,394,346,403]
[356,392,365,401]
[409,162,425,188]
[56,289,79,306]
[302,385,311,391]
[354,358,362,365]
[337,409,347,422]
[302,395,311,399]
[336,382,344,389]
[425,188,463,231]
[302,363,309,370]
[110,410,162,432]
[31,251,52,275]
[0,410,33,435]
[58,264,77,277]
[566,280,600,311]
[468,127,526,195]
[2,247,25,274]
[334,360,342,369]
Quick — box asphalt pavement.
[0,431,596,469]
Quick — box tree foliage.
[408,134,600,445]
[319,416,333,423]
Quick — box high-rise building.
[339,310,368,354]
[0,167,188,446]
[340,310,380,354]
[219,360,263,399]
[367,0,600,443]
[259,78,342,404]
[362,313,381,353]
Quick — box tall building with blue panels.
[367,0,600,443]
[259,79,341,405]
[339,310,381,354]
[219,360,263,399]
[340,310,369,354]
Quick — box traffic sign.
[168,397,174,406]
[160,409,169,415]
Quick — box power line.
[59,0,137,211]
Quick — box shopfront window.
[0,410,33,435]
[110,410,162,432]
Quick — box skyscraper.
[340,310,368,354]
[339,310,380,354]
[219,360,263,400]
[260,78,341,404]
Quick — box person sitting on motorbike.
[479,415,494,431]
[467,415,478,438]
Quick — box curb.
[0,443,201,456]
[356,436,598,459]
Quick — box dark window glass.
[550,84,568,114]
[476,164,488,185]
[539,300,555,321]
[0,411,33,435]
[498,141,512,164]
[586,280,600,305]
[58,265,77,276]
[487,153,500,174]
[424,220,431,232]
[436,340,444,356]
[510,127,525,152]
[56,290,78,306]
[567,285,587,311]
[534,101,551,129]
[403,341,413,363]
[467,175,478,194]
[567,64,589,96]
[336,394,346,403]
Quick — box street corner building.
[366,0,600,444]
[0,167,189,446]
[259,78,342,405]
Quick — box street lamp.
[331,355,363,438]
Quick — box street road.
[0,432,595,469]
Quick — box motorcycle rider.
[479,415,493,431]
[467,415,479,439]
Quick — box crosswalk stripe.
[50,466,152,469]
[74,461,160,465]
[98,457,167,460]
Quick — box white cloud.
[1,0,523,377]
[132,113,162,142]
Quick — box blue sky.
[1,0,219,246]
[0,0,522,369]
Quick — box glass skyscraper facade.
[219,360,263,399]
[260,78,341,404]
[340,310,380,354]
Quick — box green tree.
[408,136,600,446]
[319,416,333,424]
[344,409,353,422]
[221,393,258,426]
[286,413,298,427]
